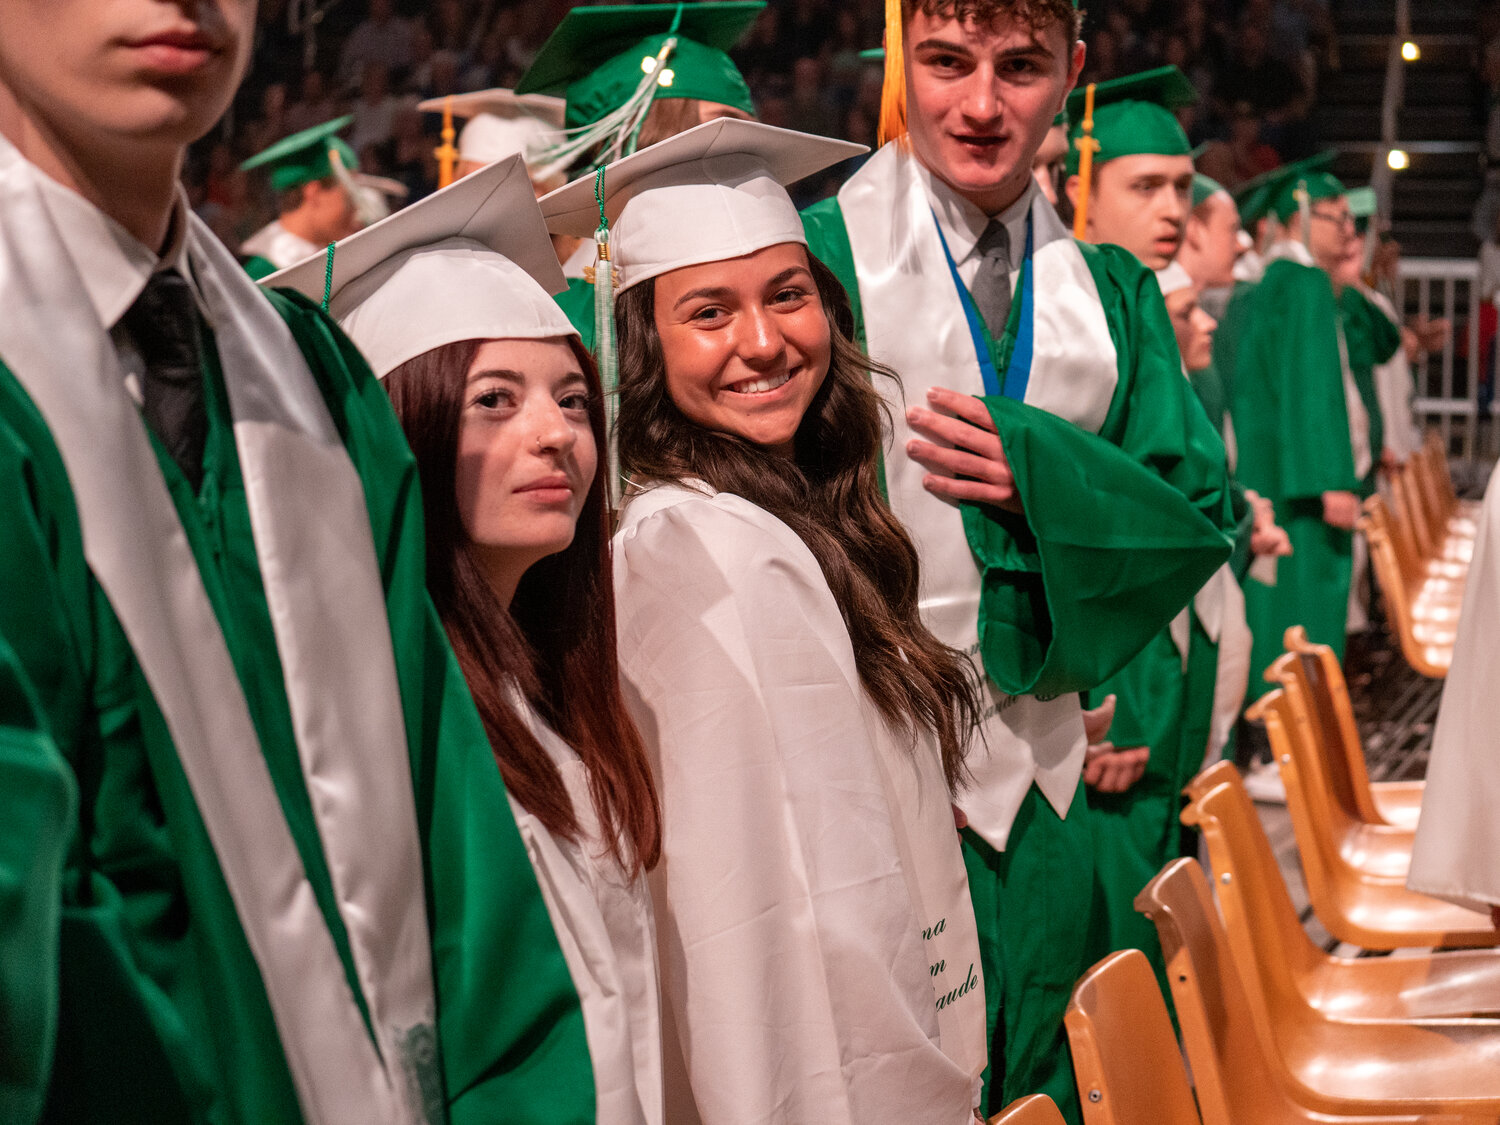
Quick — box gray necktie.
[968,219,1013,338]
[120,271,208,491]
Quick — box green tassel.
[590,167,622,509]
[321,242,336,312]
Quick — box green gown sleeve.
[267,290,597,1125]
[962,397,1231,698]
[1230,261,1359,506]
[0,635,75,1125]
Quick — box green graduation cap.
[1261,151,1343,223]
[1065,65,1197,176]
[515,2,762,131]
[1191,172,1228,211]
[241,116,358,194]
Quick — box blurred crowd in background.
[191,0,1499,260]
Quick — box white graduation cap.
[261,154,575,380]
[540,117,865,293]
[418,89,567,168]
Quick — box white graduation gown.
[1407,463,1500,913]
[508,699,664,1125]
[613,482,986,1125]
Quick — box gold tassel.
[877,0,906,146]
[1071,83,1099,240]
[435,96,458,189]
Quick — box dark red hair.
[385,336,660,875]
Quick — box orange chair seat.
[1370,780,1424,831]
[1336,821,1415,880]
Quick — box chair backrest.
[1135,858,1303,1125]
[1065,950,1203,1125]
[990,1095,1068,1125]
[1392,463,1436,558]
[1181,763,1323,988]
[1277,628,1381,826]
[1359,500,1448,677]
[1365,491,1424,593]
[1260,654,1363,849]
[1412,443,1451,529]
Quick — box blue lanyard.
[932,210,1035,401]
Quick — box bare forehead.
[1101,152,1196,184]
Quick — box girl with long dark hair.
[542,119,989,1125]
[280,158,664,1125]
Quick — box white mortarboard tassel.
[260,154,575,380]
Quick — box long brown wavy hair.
[385,336,660,874]
[614,252,982,789]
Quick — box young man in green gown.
[0,2,593,1122]
[238,118,366,279]
[1225,160,1396,691]
[800,9,1235,1120]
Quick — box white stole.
[838,143,1120,849]
[0,142,435,1124]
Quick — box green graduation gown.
[0,289,594,1124]
[1229,254,1362,692]
[803,175,1233,1123]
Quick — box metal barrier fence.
[1398,257,1487,465]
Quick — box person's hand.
[906,387,1022,513]
[1248,493,1293,557]
[1381,447,1403,473]
[1080,694,1150,793]
[1322,490,1361,530]
[1084,745,1150,793]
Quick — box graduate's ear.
[1064,174,1081,209]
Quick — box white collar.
[1265,238,1316,269]
[27,154,200,330]
[918,161,1034,266]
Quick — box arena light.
[1387,148,1411,171]
[1401,41,1421,62]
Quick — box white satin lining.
[0,140,433,1125]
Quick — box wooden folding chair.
[1138,858,1500,1120]
[1280,627,1423,830]
[1246,689,1498,949]
[1263,650,1415,879]
[1065,950,1202,1125]
[1183,762,1500,1020]
[990,1095,1067,1125]
[1415,437,1481,533]
[1360,497,1456,678]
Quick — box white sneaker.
[1243,758,1287,804]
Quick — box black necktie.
[120,271,208,491]
[969,219,1013,338]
